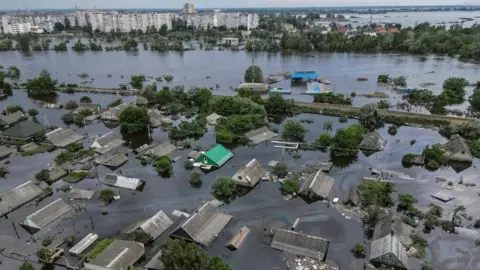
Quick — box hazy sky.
[2,0,469,10]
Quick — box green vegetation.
[64,171,89,183]
[3,105,24,115]
[189,172,202,188]
[169,116,207,141]
[281,179,300,195]
[0,70,13,95]
[19,262,34,270]
[99,189,115,205]
[423,204,443,233]
[65,100,78,109]
[87,239,114,259]
[388,125,398,135]
[450,205,467,233]
[6,66,20,79]
[42,236,53,247]
[377,74,389,84]
[80,96,92,103]
[264,94,296,116]
[421,262,434,270]
[25,69,57,96]
[212,177,237,203]
[422,144,445,171]
[184,160,194,170]
[397,193,423,219]
[272,164,288,178]
[123,230,152,244]
[359,103,385,131]
[54,143,95,165]
[244,65,263,83]
[331,124,364,156]
[154,156,173,178]
[351,243,366,258]
[161,239,231,270]
[119,106,150,134]
[54,42,68,51]
[71,40,88,51]
[357,180,394,207]
[409,234,429,258]
[35,169,50,182]
[439,77,469,105]
[316,133,332,148]
[469,140,480,158]
[402,153,416,166]
[282,120,307,142]
[108,98,122,108]
[130,75,146,89]
[28,109,38,116]
[36,247,53,263]
[313,92,352,105]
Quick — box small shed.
[431,191,455,202]
[131,210,174,241]
[0,181,43,218]
[69,233,98,256]
[69,189,96,200]
[443,135,473,163]
[0,121,46,140]
[45,128,83,148]
[298,170,335,200]
[360,131,387,153]
[0,145,15,159]
[20,142,40,152]
[48,166,68,183]
[369,234,408,269]
[83,240,145,270]
[244,126,277,144]
[231,158,266,188]
[170,202,233,246]
[290,71,318,80]
[206,113,224,126]
[271,229,329,261]
[195,144,233,169]
[103,174,145,191]
[145,249,165,270]
[237,83,268,93]
[343,187,361,207]
[90,132,125,154]
[21,198,73,233]
[0,111,25,127]
[226,226,250,250]
[148,110,171,127]
[101,104,128,121]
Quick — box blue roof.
[291,71,318,79]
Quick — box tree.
[358,180,394,207]
[469,89,480,112]
[281,179,300,195]
[212,177,237,203]
[54,22,65,32]
[421,262,434,270]
[316,133,332,148]
[99,189,114,204]
[282,121,306,142]
[331,124,364,156]
[155,89,174,107]
[154,156,173,177]
[351,243,366,258]
[362,205,381,231]
[16,34,30,52]
[19,262,34,270]
[35,169,50,182]
[244,65,264,83]
[108,98,122,109]
[65,100,78,110]
[161,239,231,270]
[64,16,71,29]
[422,144,445,171]
[265,94,295,116]
[377,74,389,84]
[159,24,168,35]
[238,87,253,98]
[0,166,9,178]
[397,193,417,212]
[25,69,58,96]
[451,205,467,233]
[272,164,288,178]
[62,113,74,125]
[359,103,385,130]
[3,105,24,115]
[474,219,480,229]
[119,106,150,134]
[189,172,202,188]
[80,96,92,103]
[36,247,53,263]
[130,75,146,89]
[6,66,20,79]
[28,109,38,116]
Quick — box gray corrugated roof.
[369,234,408,269]
[1,121,45,139]
[299,170,334,199]
[46,128,83,148]
[0,111,24,126]
[139,210,174,240]
[138,142,176,158]
[22,198,72,230]
[73,103,99,115]
[69,189,96,200]
[443,135,472,157]
[69,233,98,256]
[84,240,145,270]
[232,158,266,187]
[144,249,164,270]
[360,131,387,152]
[101,104,128,120]
[20,142,39,152]
[372,212,413,247]
[343,187,361,206]
[271,229,329,261]
[103,174,143,190]
[172,202,232,246]
[91,132,125,154]
[206,113,224,125]
[0,146,14,158]
[244,127,277,144]
[96,153,128,168]
[0,181,43,217]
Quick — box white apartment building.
[6,22,32,34]
[76,10,88,27]
[88,12,105,32]
[154,13,172,30]
[184,3,195,14]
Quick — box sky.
[1,0,472,10]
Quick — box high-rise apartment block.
[183,3,196,14]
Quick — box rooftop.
[0,181,43,218]
[0,111,24,126]
[372,212,414,247]
[299,169,335,199]
[91,132,125,154]
[360,131,387,152]
[22,198,73,231]
[232,158,266,187]
[69,189,96,200]
[103,174,144,190]
[369,234,408,269]
[46,128,83,148]
[244,126,277,144]
[1,121,46,139]
[69,233,99,256]
[137,210,174,240]
[84,240,145,270]
[196,144,233,168]
[136,142,176,158]
[271,229,329,261]
[144,249,164,270]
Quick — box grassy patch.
[63,171,90,183]
[87,239,113,260]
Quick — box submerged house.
[194,144,233,169]
[170,202,233,246]
[127,210,174,241]
[0,121,47,140]
[90,132,125,154]
[0,111,25,127]
[442,135,473,163]
[231,158,266,188]
[46,128,83,148]
[244,126,277,144]
[136,141,176,158]
[21,198,73,233]
[101,103,128,121]
[369,234,408,269]
[372,212,414,247]
[343,187,361,207]
[69,233,98,257]
[103,174,145,191]
[271,229,329,261]
[206,113,224,126]
[237,83,268,93]
[94,153,129,169]
[298,170,335,200]
[84,240,145,270]
[0,181,43,218]
[360,131,387,154]
[147,109,171,127]
[72,103,101,115]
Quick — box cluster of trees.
[377,74,407,87]
[313,92,352,105]
[25,69,58,97]
[331,124,364,156]
[244,65,264,83]
[119,106,150,134]
[212,177,237,203]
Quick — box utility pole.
[90,216,95,232]
[147,125,151,144]
[83,117,89,141]
[271,141,299,164]
[12,221,20,239]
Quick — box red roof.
[390,28,399,33]
[338,27,348,33]
[375,27,386,33]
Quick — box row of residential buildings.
[0,10,259,34]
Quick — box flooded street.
[0,49,480,269]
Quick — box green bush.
[189,172,202,188]
[87,239,114,259]
[281,179,300,195]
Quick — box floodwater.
[2,49,480,112]
[0,49,480,269]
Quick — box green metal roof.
[204,144,233,167]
